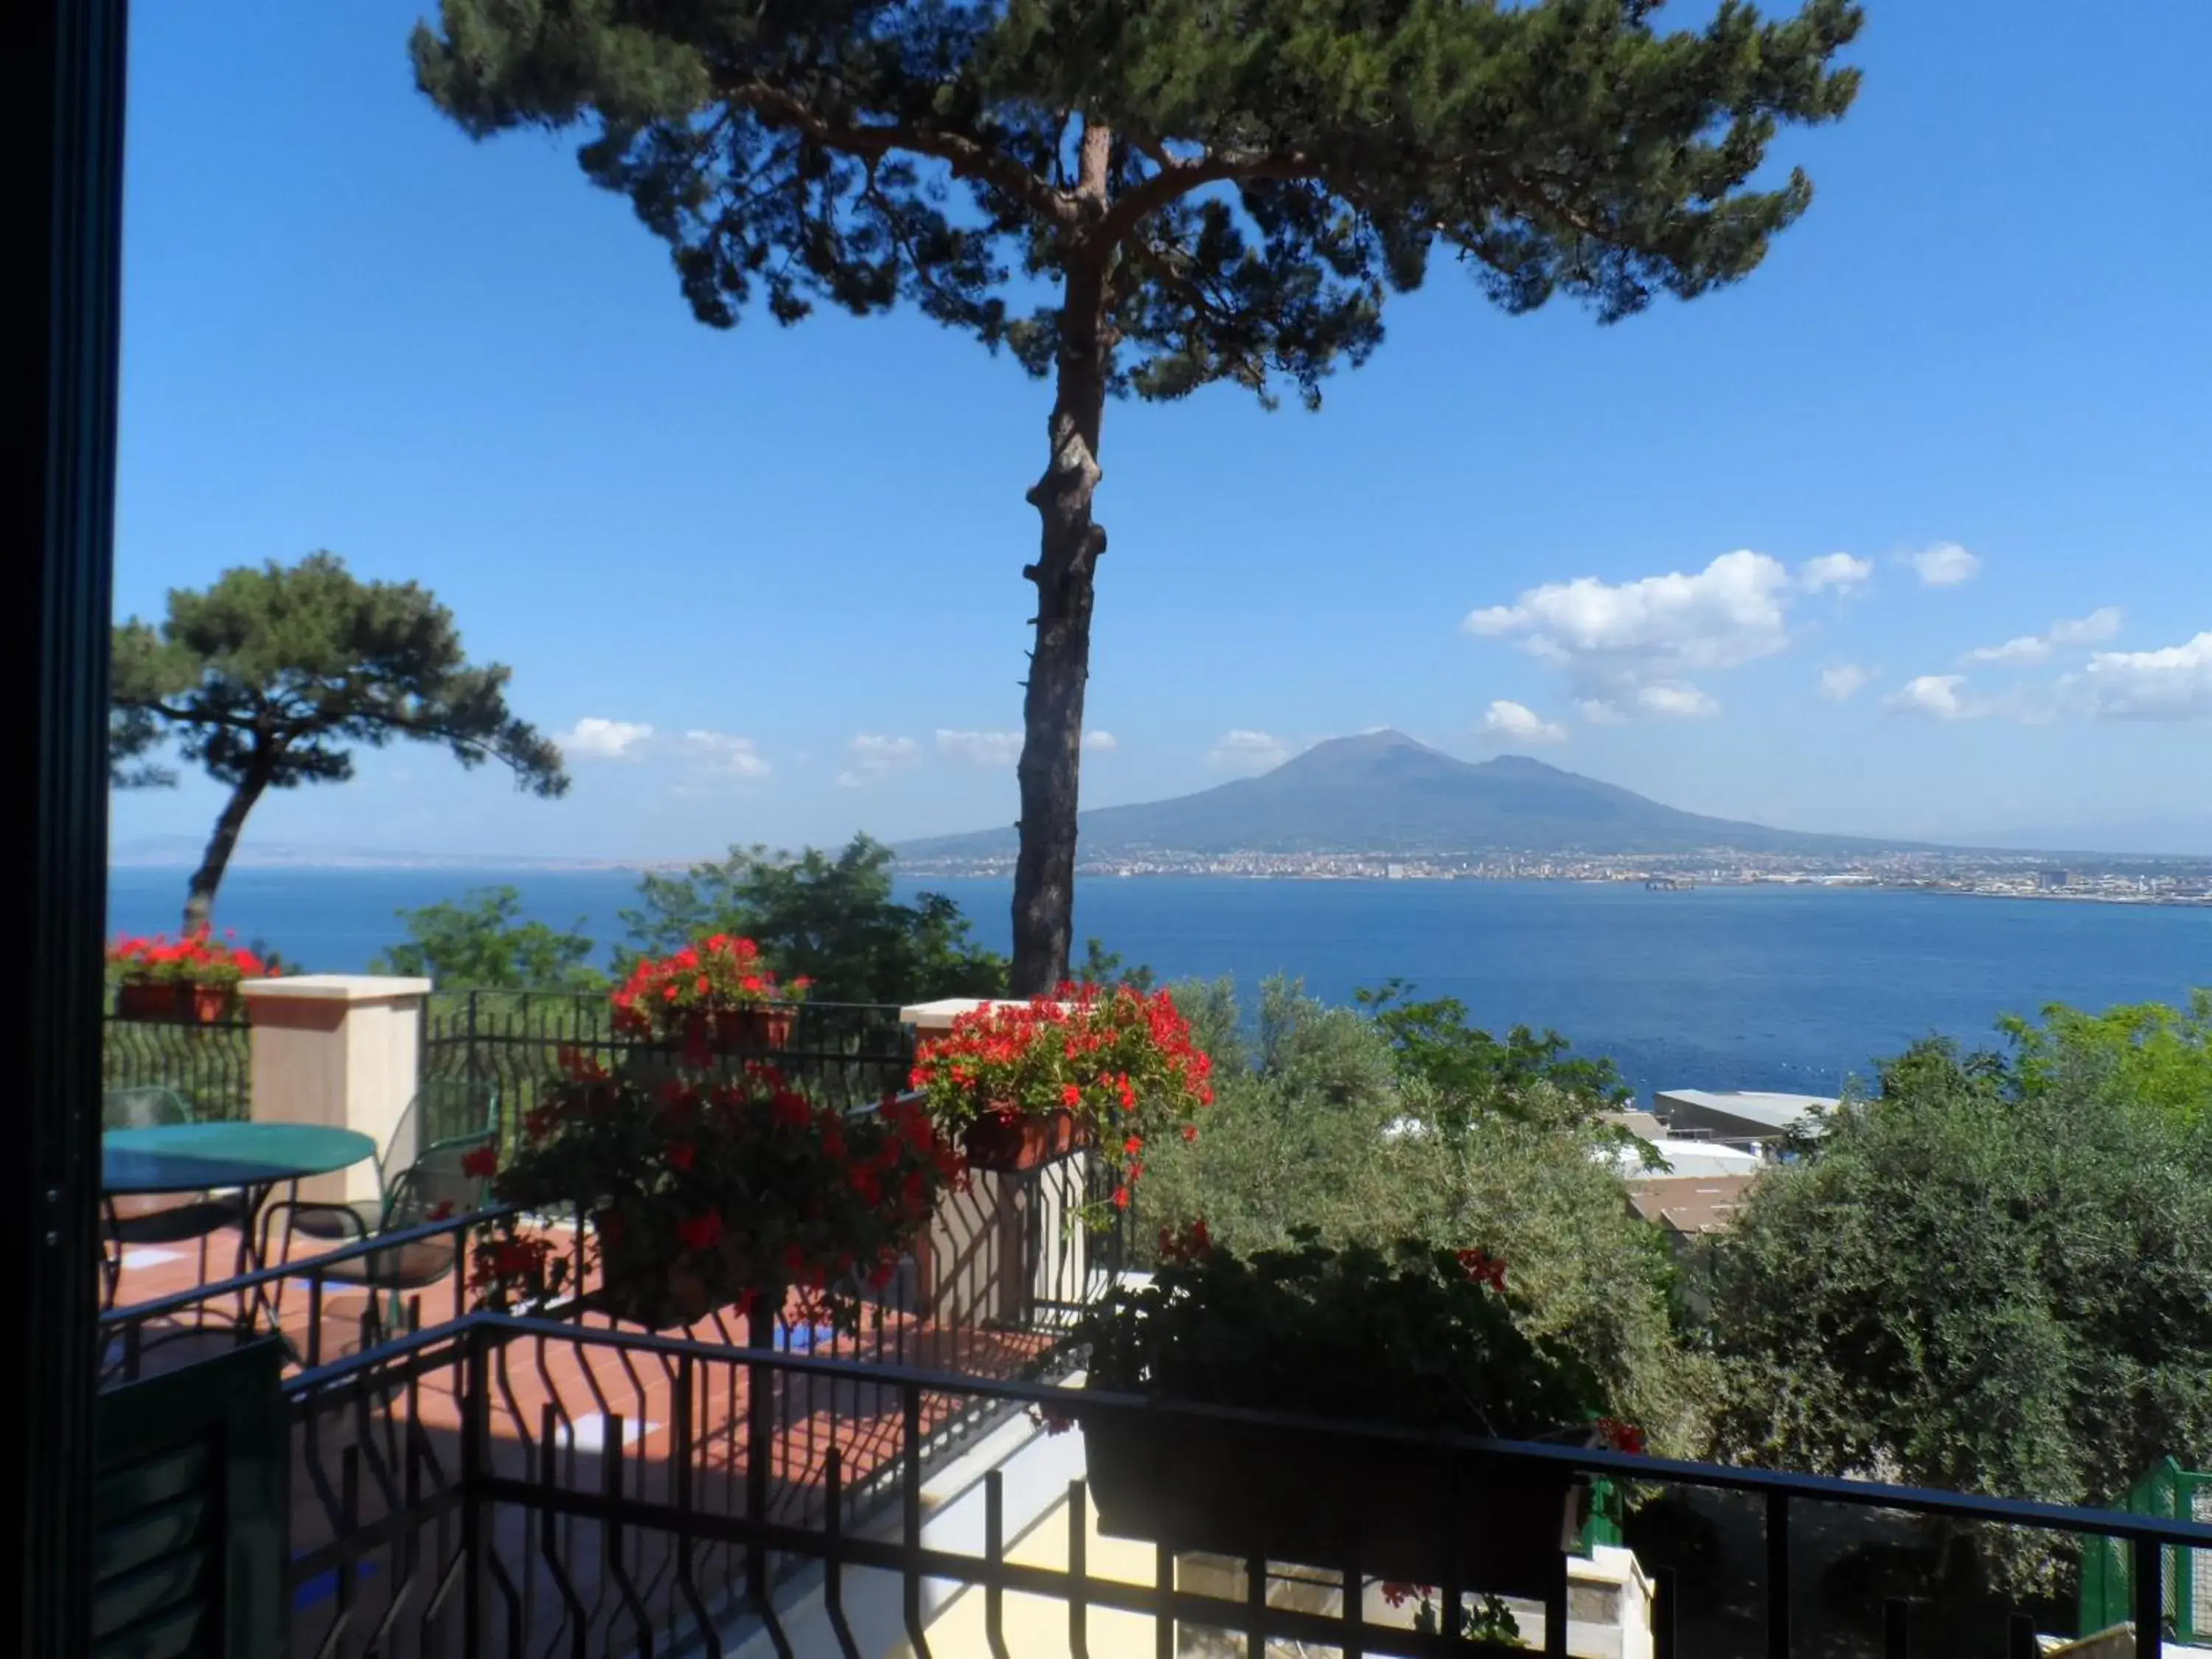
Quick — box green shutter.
[92,1340,287,1659]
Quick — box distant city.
[899,846,2212,905]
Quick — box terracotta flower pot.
[1082,1411,1593,1598]
[114,980,181,1022]
[961,1107,1090,1172]
[712,1006,797,1053]
[183,984,234,1024]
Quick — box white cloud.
[1481,700,1568,744]
[558,717,654,762]
[1907,543,1981,587]
[837,733,919,787]
[681,730,770,778]
[2048,607,2126,647]
[1819,664,1872,702]
[936,728,1023,766]
[1800,552,1873,594]
[1965,607,2124,668]
[1464,550,1791,720]
[1208,729,1290,771]
[1084,731,1119,751]
[1966,635,2051,667]
[1885,675,1977,720]
[1635,682,1721,719]
[1576,699,1628,726]
[2078,633,2212,720]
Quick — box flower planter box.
[961,1107,1090,1172]
[113,981,237,1023]
[114,980,181,1022]
[1082,1410,1589,1599]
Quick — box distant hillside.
[900,730,1941,861]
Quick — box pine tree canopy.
[414,0,1860,408]
[113,553,567,929]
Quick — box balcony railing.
[102,1008,254,1120]
[113,1302,2199,1659]
[418,991,919,1153]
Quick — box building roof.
[1628,1175,1759,1237]
[1653,1088,1839,1137]
[1601,1108,1669,1141]
[1610,1138,1763,1179]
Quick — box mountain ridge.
[899,730,1952,861]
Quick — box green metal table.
[100,1122,377,1310]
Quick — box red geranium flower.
[1595,1418,1647,1456]
[676,1212,723,1252]
[460,1146,499,1180]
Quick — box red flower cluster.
[611,935,811,1041]
[1593,1417,1647,1456]
[108,928,267,987]
[466,1228,571,1312]
[475,1046,961,1332]
[1155,1218,1213,1263]
[1455,1248,1507,1293]
[909,984,1214,1222]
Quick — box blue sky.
[111,1,2212,863]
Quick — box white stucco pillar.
[237,975,433,1206]
[901,998,1090,1324]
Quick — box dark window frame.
[7,1,129,1654]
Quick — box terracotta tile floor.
[103,1224,1068,1658]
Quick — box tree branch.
[1095,146,1318,247]
[722,79,1074,229]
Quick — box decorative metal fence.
[124,1300,2212,1659]
[2081,1456,2212,1642]
[102,1011,253,1121]
[95,1202,2208,1659]
[417,990,917,1153]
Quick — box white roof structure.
[1607,1138,1762,1180]
[1654,1088,1837,1141]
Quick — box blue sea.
[106,867,2207,1105]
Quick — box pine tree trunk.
[182,771,268,933]
[1011,260,1110,996]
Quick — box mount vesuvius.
[898,730,1931,862]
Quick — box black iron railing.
[419,990,917,1152]
[102,1011,253,1120]
[97,1191,2209,1659]
[247,1312,2209,1659]
[98,1146,1122,1385]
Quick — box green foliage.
[2002,990,2212,1125]
[1356,979,1630,1129]
[412,0,1862,407]
[1085,1228,1608,1439]
[370,886,605,991]
[1136,977,1707,1453]
[616,835,1007,1004]
[1075,936,1155,992]
[1707,1034,2212,1595]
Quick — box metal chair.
[285,1077,497,1242]
[261,1128,496,1335]
[100,1086,243,1305]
